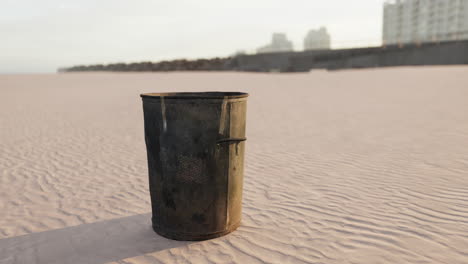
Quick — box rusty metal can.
[141,92,248,240]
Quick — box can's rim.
[141,92,248,99]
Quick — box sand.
[0,66,467,264]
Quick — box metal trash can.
[141,92,248,241]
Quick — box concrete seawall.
[62,40,468,73]
[228,40,468,72]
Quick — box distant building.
[232,50,247,56]
[304,27,331,50]
[383,0,468,45]
[257,33,293,54]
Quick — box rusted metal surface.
[141,92,248,240]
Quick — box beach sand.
[0,66,467,263]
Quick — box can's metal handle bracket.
[216,137,247,144]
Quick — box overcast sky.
[1,0,386,73]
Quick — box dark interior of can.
[141,92,248,99]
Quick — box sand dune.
[1,67,467,263]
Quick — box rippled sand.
[1,67,467,264]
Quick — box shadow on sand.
[0,213,192,264]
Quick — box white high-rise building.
[304,27,331,50]
[383,0,468,45]
[257,33,293,54]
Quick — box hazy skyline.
[1,0,386,73]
